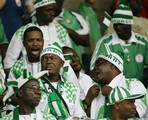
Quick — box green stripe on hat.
[7,81,18,87]
[112,2,133,25]
[107,86,144,105]
[113,14,133,20]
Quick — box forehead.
[63,48,76,54]
[22,80,39,88]
[95,58,109,64]
[25,30,43,37]
[114,23,131,27]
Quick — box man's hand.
[84,84,100,107]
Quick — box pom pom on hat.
[112,1,133,25]
[34,0,56,9]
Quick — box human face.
[117,99,137,119]
[41,53,64,76]
[36,3,57,25]
[93,58,112,84]
[63,48,81,73]
[20,80,42,108]
[114,24,132,41]
[23,31,44,62]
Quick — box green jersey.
[91,32,148,81]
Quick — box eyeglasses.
[23,86,43,93]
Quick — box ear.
[114,102,120,110]
[60,60,64,67]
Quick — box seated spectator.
[104,86,145,120]
[90,47,148,119]
[2,73,56,119]
[62,46,100,117]
[38,42,87,119]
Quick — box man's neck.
[27,56,40,63]
[19,105,35,115]
[111,111,127,120]
[46,74,60,82]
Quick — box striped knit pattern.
[102,12,112,31]
[98,52,123,72]
[112,3,133,24]
[107,86,143,105]
[40,42,65,61]
[34,0,55,9]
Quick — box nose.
[34,90,42,96]
[133,103,136,109]
[33,40,38,46]
[46,57,53,63]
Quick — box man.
[90,49,148,119]
[103,86,144,120]
[62,46,100,117]
[8,26,44,80]
[2,72,56,119]
[4,0,71,76]
[78,0,102,45]
[90,2,148,82]
[54,0,92,73]
[39,42,87,119]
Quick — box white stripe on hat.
[103,18,111,29]
[114,10,133,16]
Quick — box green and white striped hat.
[107,86,144,105]
[98,52,123,72]
[34,0,56,9]
[98,44,123,72]
[40,42,65,61]
[3,70,49,103]
[112,1,133,25]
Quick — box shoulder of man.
[11,57,24,73]
[134,32,148,43]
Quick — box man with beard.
[55,0,92,73]
[39,42,87,119]
[4,0,71,77]
[90,49,148,120]
[2,72,56,120]
[90,1,148,82]
[62,46,100,117]
[8,26,44,80]
[2,26,44,114]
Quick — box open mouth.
[31,48,40,56]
